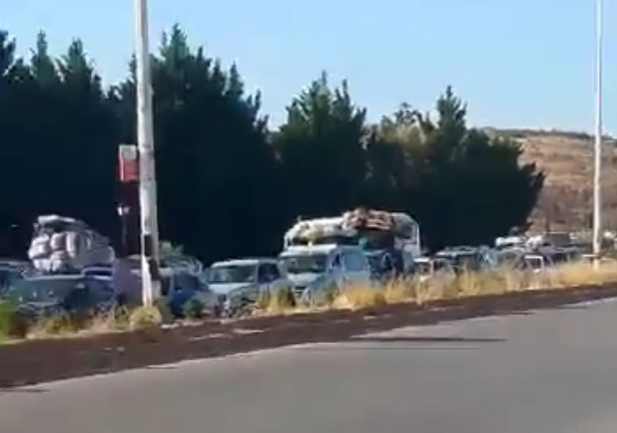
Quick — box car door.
[62,279,93,313]
[184,273,217,312]
[342,249,371,284]
[262,263,285,294]
[255,264,272,299]
[328,252,346,287]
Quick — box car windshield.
[281,254,328,274]
[207,265,256,284]
[6,278,81,304]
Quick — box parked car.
[162,268,219,318]
[129,265,219,317]
[435,246,495,273]
[3,274,121,320]
[205,258,291,315]
[279,245,372,304]
[413,257,456,282]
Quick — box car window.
[257,264,271,283]
[207,265,255,284]
[263,263,281,280]
[343,250,367,272]
[331,254,343,270]
[173,273,201,292]
[280,254,328,274]
[434,260,447,272]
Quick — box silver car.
[205,258,291,314]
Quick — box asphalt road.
[3,299,617,433]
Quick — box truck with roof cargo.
[283,207,421,277]
[27,215,115,274]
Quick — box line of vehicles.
[0,211,597,321]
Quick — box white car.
[205,258,292,313]
[279,245,372,303]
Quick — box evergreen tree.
[274,72,368,217]
[0,26,545,261]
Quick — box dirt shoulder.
[1,285,616,389]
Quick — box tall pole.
[592,0,603,265]
[134,0,161,305]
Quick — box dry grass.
[7,260,617,342]
[267,261,617,313]
[26,309,130,340]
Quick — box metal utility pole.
[134,0,161,305]
[592,0,603,266]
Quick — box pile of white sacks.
[27,215,115,273]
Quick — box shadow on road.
[0,387,48,394]
[551,305,590,311]
[350,336,506,343]
[298,335,506,351]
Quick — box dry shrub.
[456,270,509,297]
[88,307,131,334]
[415,274,459,305]
[259,287,297,315]
[28,312,86,339]
[331,261,617,311]
[333,284,387,310]
[546,261,617,288]
[383,278,416,304]
[499,266,531,292]
[273,286,297,310]
[129,305,163,330]
[256,289,272,311]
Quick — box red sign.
[118,144,139,183]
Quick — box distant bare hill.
[487,129,617,232]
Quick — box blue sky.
[1,0,614,132]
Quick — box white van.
[279,244,371,302]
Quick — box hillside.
[492,129,617,232]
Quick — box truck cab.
[279,244,371,302]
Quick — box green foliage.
[0,25,544,262]
[0,301,29,339]
[182,298,204,320]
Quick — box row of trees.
[0,26,545,263]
